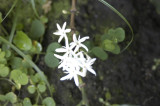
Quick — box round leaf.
[111,44,120,54]
[42,97,56,106]
[46,42,61,53]
[37,83,46,93]
[0,64,9,77]
[108,28,125,42]
[10,57,23,69]
[13,31,32,51]
[44,53,59,68]
[23,98,32,106]
[102,39,115,51]
[0,94,6,102]
[30,19,45,40]
[10,69,28,85]
[91,47,108,61]
[27,85,36,94]
[5,92,17,103]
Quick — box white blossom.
[53,22,96,87]
[70,34,89,52]
[53,22,71,43]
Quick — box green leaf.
[0,64,9,77]
[84,41,94,50]
[42,97,56,106]
[30,19,45,40]
[27,85,36,94]
[91,47,108,61]
[10,69,28,85]
[0,12,2,23]
[30,41,42,53]
[105,91,112,100]
[102,39,115,51]
[37,83,46,93]
[0,49,7,64]
[23,98,32,106]
[0,94,6,102]
[5,92,17,103]
[108,28,125,42]
[10,57,23,69]
[44,53,59,68]
[111,44,120,54]
[46,42,61,53]
[13,31,32,51]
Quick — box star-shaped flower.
[70,34,89,52]
[53,22,71,43]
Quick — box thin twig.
[70,0,77,35]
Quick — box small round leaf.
[0,64,9,77]
[23,98,32,106]
[30,19,45,40]
[42,97,56,106]
[5,92,17,103]
[91,47,108,61]
[37,83,46,93]
[27,85,36,94]
[46,42,61,53]
[44,53,59,68]
[13,31,32,51]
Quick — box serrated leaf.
[10,69,28,85]
[27,85,36,94]
[37,83,46,93]
[42,97,56,106]
[5,92,17,103]
[30,19,45,40]
[0,64,9,77]
[91,47,108,60]
[13,31,32,51]
[44,53,59,68]
[46,42,61,53]
[102,39,115,51]
[23,98,32,106]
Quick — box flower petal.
[79,36,89,42]
[62,22,66,30]
[88,68,96,76]
[55,48,67,52]
[73,34,77,42]
[56,23,61,30]
[58,35,64,43]
[60,74,73,81]
[80,44,88,51]
[53,31,61,35]
[74,74,79,86]
[65,29,71,33]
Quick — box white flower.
[53,22,71,43]
[70,34,89,52]
[60,67,80,86]
[53,22,96,87]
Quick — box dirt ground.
[40,0,160,106]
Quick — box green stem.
[9,15,17,44]
[0,25,9,36]
[0,78,16,86]
[78,77,89,106]
[30,0,40,19]
[0,36,52,96]
[98,0,134,53]
[2,0,18,22]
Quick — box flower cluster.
[53,22,96,86]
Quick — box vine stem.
[70,0,76,35]
[70,0,89,105]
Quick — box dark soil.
[41,0,160,106]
